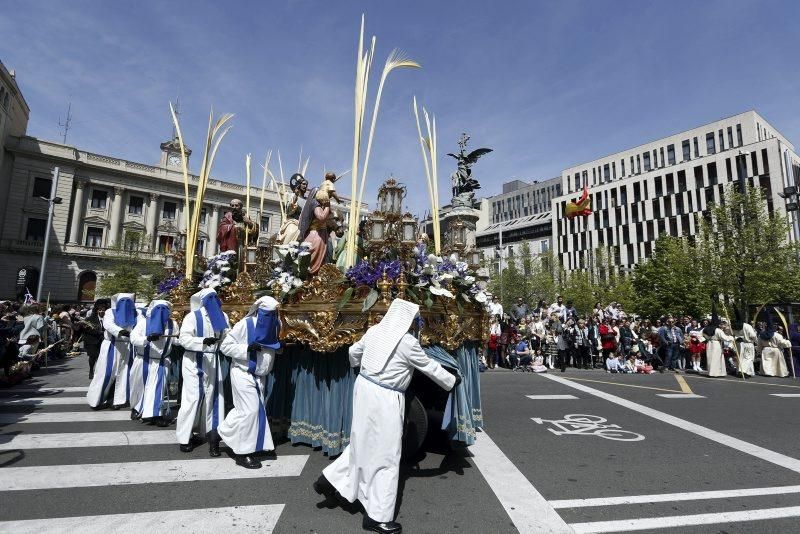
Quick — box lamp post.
[36,167,63,302]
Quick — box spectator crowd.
[484,295,800,379]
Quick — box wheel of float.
[401,394,429,459]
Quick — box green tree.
[697,185,800,311]
[97,231,163,299]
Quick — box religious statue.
[217,198,259,271]
[298,174,339,275]
[277,173,309,244]
[448,133,492,208]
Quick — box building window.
[736,124,743,146]
[633,182,641,202]
[200,208,208,225]
[707,162,718,186]
[90,189,108,209]
[677,170,687,191]
[621,159,625,176]
[719,129,725,151]
[123,231,141,251]
[762,148,770,174]
[128,196,144,215]
[158,235,175,253]
[32,177,52,198]
[25,218,47,241]
[682,140,690,161]
[693,137,700,158]
[603,164,610,182]
[666,173,674,195]
[706,133,716,155]
[261,215,270,232]
[195,240,205,256]
[667,144,675,165]
[636,155,641,174]
[643,152,651,172]
[162,201,177,219]
[85,227,103,248]
[727,126,733,147]
[694,165,704,188]
[659,148,665,167]
[612,162,616,180]
[654,176,663,197]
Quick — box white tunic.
[217,316,277,455]
[175,309,228,444]
[703,328,734,378]
[732,323,757,376]
[758,333,791,377]
[127,314,148,412]
[86,310,133,408]
[130,318,178,419]
[323,333,455,522]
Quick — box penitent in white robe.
[323,332,455,523]
[758,333,791,377]
[130,318,179,419]
[217,316,277,455]
[732,323,757,376]
[86,310,133,408]
[175,309,229,445]
[703,328,734,378]
[127,314,148,412]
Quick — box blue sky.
[2,0,800,214]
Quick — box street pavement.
[2,356,800,533]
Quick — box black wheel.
[402,394,429,459]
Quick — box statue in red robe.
[216,199,258,269]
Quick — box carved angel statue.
[448,133,492,207]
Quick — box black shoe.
[208,429,221,457]
[130,409,141,420]
[362,516,402,533]
[112,404,123,411]
[89,373,94,380]
[155,417,171,427]
[179,443,194,453]
[235,454,262,469]
[313,475,337,499]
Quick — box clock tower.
[159,136,191,169]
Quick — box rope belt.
[359,372,405,393]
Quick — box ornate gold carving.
[377,271,392,304]
[299,264,346,302]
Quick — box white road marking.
[0,386,88,395]
[0,504,285,533]
[655,393,705,398]
[770,393,800,397]
[0,411,132,424]
[569,506,800,533]
[0,456,309,491]
[541,374,800,474]
[551,484,800,508]
[3,397,176,406]
[526,395,578,400]
[469,430,571,533]
[0,430,176,450]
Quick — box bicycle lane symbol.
[532,414,645,442]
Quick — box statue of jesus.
[217,198,258,270]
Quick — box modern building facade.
[551,111,800,272]
[0,61,362,302]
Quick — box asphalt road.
[2,356,800,533]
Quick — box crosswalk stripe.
[1,456,309,491]
[0,386,89,395]
[526,394,578,400]
[656,393,705,398]
[1,411,139,423]
[770,393,800,397]
[4,397,176,406]
[0,504,285,533]
[569,505,800,533]
[0,430,176,450]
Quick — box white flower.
[291,277,303,287]
[429,285,455,299]
[474,291,487,303]
[281,283,291,293]
[464,275,475,285]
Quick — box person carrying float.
[131,299,178,426]
[757,309,791,377]
[127,304,149,419]
[86,293,137,409]
[315,298,458,534]
[209,296,281,469]
[176,288,229,453]
[702,300,734,378]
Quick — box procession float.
[155,16,488,457]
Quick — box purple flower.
[157,274,184,294]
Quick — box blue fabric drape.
[146,305,170,336]
[253,309,281,349]
[113,298,137,328]
[201,293,228,333]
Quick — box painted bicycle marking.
[531,414,645,441]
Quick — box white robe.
[131,318,179,419]
[323,332,455,522]
[175,309,229,444]
[86,310,133,408]
[703,328,733,377]
[732,323,757,376]
[127,314,148,412]
[217,316,277,455]
[758,333,791,377]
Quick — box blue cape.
[202,293,228,333]
[146,304,171,336]
[250,308,281,349]
[113,297,137,328]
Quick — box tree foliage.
[97,231,162,299]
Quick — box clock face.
[167,153,182,167]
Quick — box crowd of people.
[484,295,800,379]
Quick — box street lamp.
[36,167,61,302]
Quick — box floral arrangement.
[266,242,311,297]
[200,251,236,290]
[409,252,488,308]
[157,273,184,296]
